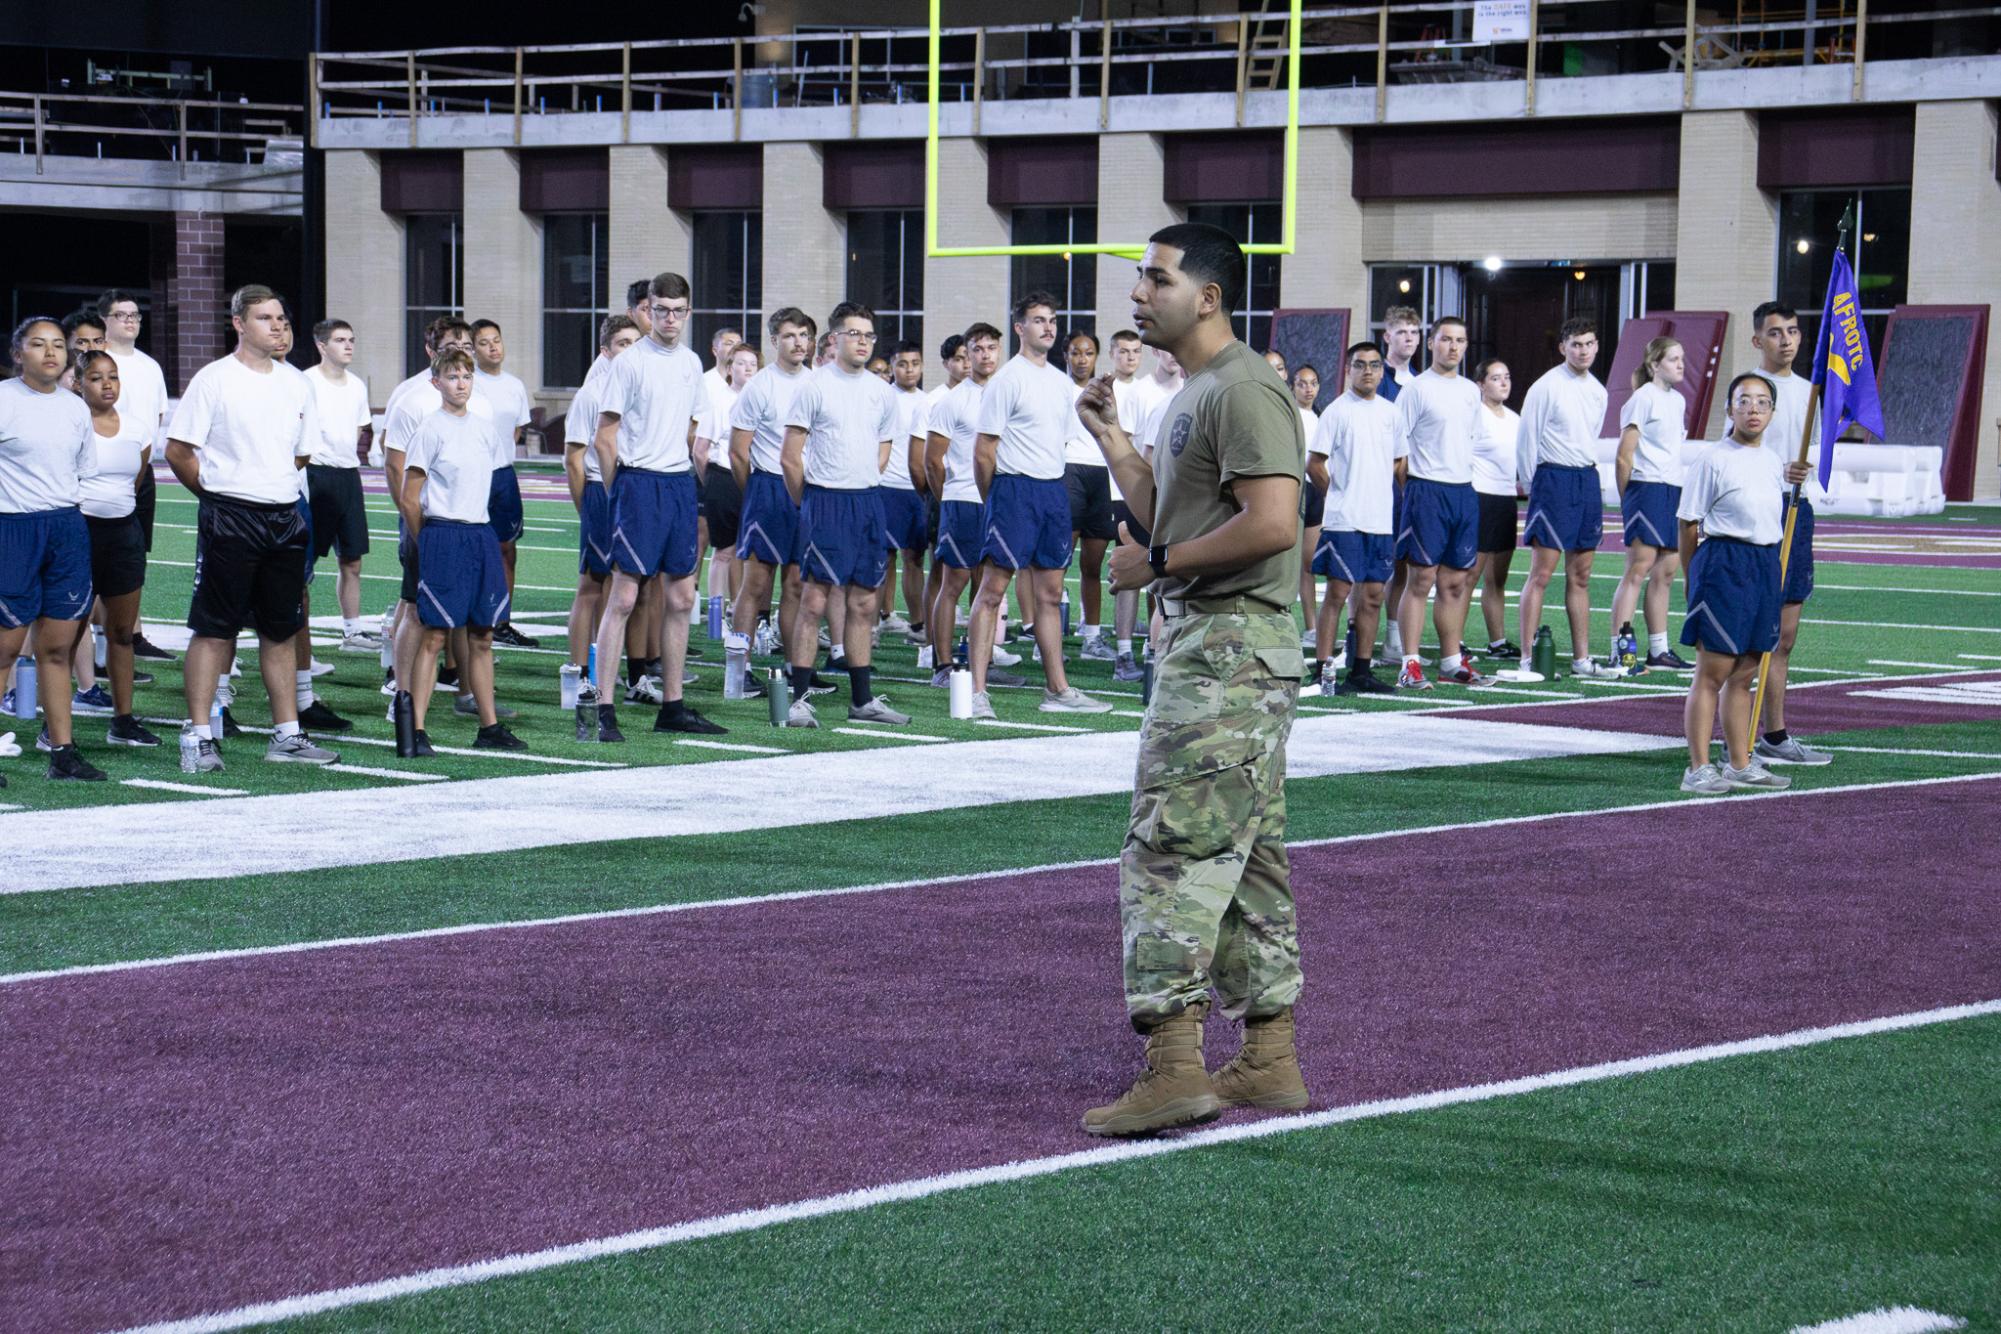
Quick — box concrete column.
[322,150,405,406]
[762,141,845,341]
[1674,111,1777,438]
[1908,99,2001,499]
[1283,127,1370,334]
[168,212,226,393]
[609,145,690,299]
[461,149,545,406]
[923,137,1010,380]
[1092,134,1179,334]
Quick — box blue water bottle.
[707,594,724,639]
[12,656,37,720]
[953,636,969,669]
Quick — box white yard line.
[832,727,950,742]
[114,997,2001,1334]
[119,779,249,797]
[134,717,630,770]
[1789,1307,1967,1334]
[672,738,789,755]
[971,718,1093,733]
[323,763,449,783]
[1865,659,1973,671]
[1817,745,2001,760]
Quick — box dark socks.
[790,664,814,702]
[660,698,687,721]
[1764,728,1789,745]
[850,665,873,707]
[629,654,646,685]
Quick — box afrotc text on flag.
[1811,247,1887,491]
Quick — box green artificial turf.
[258,1009,2001,1332]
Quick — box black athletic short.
[1477,491,1520,555]
[1111,498,1150,548]
[1064,462,1118,541]
[704,466,743,550]
[85,512,147,599]
[135,466,157,552]
[306,464,371,563]
[1302,478,1327,527]
[189,493,309,641]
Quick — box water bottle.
[753,618,776,656]
[949,665,973,718]
[767,667,789,726]
[393,691,417,757]
[1141,659,1154,705]
[1617,622,1640,677]
[92,627,107,671]
[179,724,199,773]
[1530,626,1557,680]
[954,636,969,669]
[724,638,748,699]
[707,594,724,640]
[559,663,581,709]
[209,696,225,743]
[11,657,34,720]
[1059,589,1071,638]
[585,644,597,689]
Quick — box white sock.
[274,719,301,739]
[192,723,213,741]
[1082,624,1101,639]
[294,669,314,710]
[1117,638,1133,656]
[1442,652,1463,673]
[1387,627,1405,658]
[1404,653,1421,667]
[1650,632,1670,654]
[93,631,107,670]
[1573,656,1594,670]
[344,617,362,636]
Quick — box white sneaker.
[991,645,1022,667]
[625,674,664,705]
[1301,627,1317,650]
[1040,686,1113,714]
[969,689,996,720]
[848,695,911,725]
[308,659,337,678]
[340,630,384,654]
[1570,657,1620,679]
[1721,760,1791,791]
[881,613,912,636]
[786,696,819,728]
[1680,763,1731,796]
[1754,735,1833,766]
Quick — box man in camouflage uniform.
[1075,222,1308,1137]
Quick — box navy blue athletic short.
[799,484,889,588]
[1681,536,1781,657]
[488,466,524,544]
[578,479,611,578]
[1781,495,1815,604]
[1313,528,1394,585]
[416,519,510,629]
[1620,480,1681,550]
[934,499,983,570]
[0,506,92,626]
[1397,477,1478,571]
[981,473,1073,571]
[878,485,928,553]
[1522,463,1603,552]
[609,467,699,580]
[737,470,801,568]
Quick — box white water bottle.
[949,665,973,719]
[179,725,199,773]
[92,627,107,671]
[725,640,748,699]
[559,663,581,709]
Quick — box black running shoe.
[47,744,107,781]
[1338,669,1396,696]
[107,714,162,747]
[132,667,156,686]
[475,722,527,750]
[1486,641,1522,661]
[1647,649,1694,670]
[437,665,460,689]
[298,700,354,733]
[491,623,540,648]
[805,672,838,697]
[411,728,436,757]
[597,706,626,743]
[655,706,726,735]
[220,707,244,738]
[131,632,176,661]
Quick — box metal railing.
[0,89,305,176]
[311,0,1997,144]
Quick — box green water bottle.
[768,667,789,726]
[1531,625,1557,679]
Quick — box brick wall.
[1674,112,1777,439]
[923,138,1009,381]
[1909,100,2001,499]
[1092,135,1179,334]
[762,142,845,347]
[1283,127,1370,328]
[169,212,226,391]
[323,151,406,404]
[463,150,545,413]
[609,145,690,303]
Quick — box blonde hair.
[1384,305,1422,330]
[430,348,475,377]
[1632,336,1682,391]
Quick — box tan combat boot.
[1081,1003,1222,1137]
[1210,1007,1309,1111]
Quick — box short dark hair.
[1472,357,1509,383]
[1346,340,1384,361]
[74,348,115,379]
[711,326,741,349]
[938,334,966,361]
[95,288,141,316]
[627,279,653,310]
[1559,317,1597,342]
[1012,291,1058,325]
[892,339,923,359]
[229,284,284,320]
[1066,330,1099,354]
[1111,329,1142,345]
[312,318,352,344]
[1146,221,1247,315]
[649,273,691,302]
[471,319,501,337]
[829,301,875,331]
[1727,371,1777,405]
[963,321,1003,345]
[598,314,639,347]
[1433,315,1468,335]
[767,306,816,340]
[62,308,104,337]
[422,315,459,353]
[1292,363,1319,380]
[1752,301,1798,332]
[436,317,473,341]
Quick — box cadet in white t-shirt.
[1515,318,1612,677]
[1306,342,1404,695]
[1675,372,1799,796]
[967,293,1109,717]
[96,291,167,586]
[1467,357,1522,661]
[777,303,907,728]
[878,339,933,639]
[472,319,537,648]
[697,341,759,616]
[397,348,523,755]
[562,314,641,672]
[1612,336,1693,672]
[1392,318,1488,688]
[923,323,1001,677]
[1108,344,1181,678]
[907,333,969,668]
[71,350,158,750]
[724,306,818,674]
[1059,332,1118,660]
[163,286,337,771]
[304,319,377,651]
[1290,363,1324,654]
[0,318,102,781]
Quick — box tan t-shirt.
[1149,340,1304,607]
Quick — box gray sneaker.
[930,667,954,689]
[1040,686,1113,714]
[1754,735,1832,766]
[1079,636,1116,662]
[986,667,1027,688]
[190,734,225,773]
[969,689,996,721]
[454,693,518,720]
[1112,652,1145,683]
[1679,763,1731,796]
[786,696,819,729]
[265,731,339,765]
[848,696,912,725]
[1721,760,1790,791]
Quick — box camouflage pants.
[1122,611,1304,1030]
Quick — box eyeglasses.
[1349,359,1384,371]
[647,305,690,321]
[107,310,142,323]
[838,330,878,342]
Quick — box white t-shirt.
[875,386,926,488]
[1470,403,1522,498]
[927,377,988,504]
[784,363,898,491]
[383,381,495,456]
[475,366,533,438]
[1131,375,1184,449]
[1677,438,1784,545]
[1309,391,1404,535]
[1620,382,1688,485]
[976,355,1072,480]
[695,382,740,464]
[1517,364,1608,488]
[731,363,811,476]
[1396,367,1481,486]
[382,370,431,428]
[600,336,704,473]
[565,354,611,483]
[404,409,502,524]
[1297,405,1319,442]
[0,378,95,513]
[106,346,168,449]
[78,412,150,519]
[1760,368,1820,502]
[1063,377,1104,468]
[1387,361,1418,390]
[168,354,316,505]
[305,365,372,468]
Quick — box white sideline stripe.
[832,727,949,743]
[1819,745,2001,760]
[0,803,23,813]
[113,998,2001,1334]
[672,738,788,755]
[323,763,449,783]
[1851,687,2001,705]
[1866,659,1972,671]
[119,779,250,797]
[972,718,1091,732]
[136,719,630,770]
[11,771,1995,988]
[0,713,1679,898]
[1411,667,1999,718]
[1465,684,1564,699]
[1789,1307,1968,1334]
[1958,653,2001,661]
[1112,709,1147,717]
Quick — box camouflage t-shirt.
[1149,340,1304,608]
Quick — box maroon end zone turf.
[1448,671,2001,733]
[3,779,1999,1331]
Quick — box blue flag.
[1810,247,1887,491]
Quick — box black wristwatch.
[1148,543,1171,580]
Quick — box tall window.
[846,209,924,348]
[1184,202,1281,351]
[542,212,609,391]
[1777,187,1910,358]
[405,213,463,374]
[690,210,762,361]
[1010,207,1096,348]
